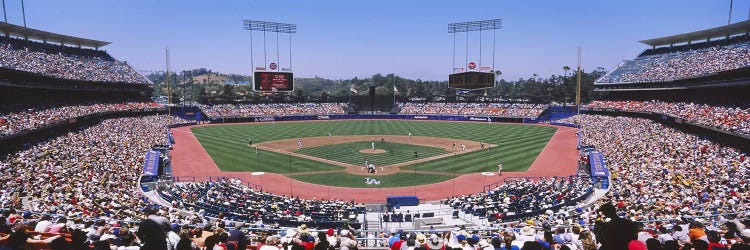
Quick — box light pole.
[20,0,26,27]
[2,0,6,23]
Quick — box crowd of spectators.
[399,103,466,115]
[598,39,750,83]
[3,101,750,248]
[4,206,750,249]
[0,115,172,223]
[461,103,548,118]
[0,36,148,84]
[0,113,369,249]
[585,100,750,136]
[447,176,593,223]
[199,103,347,118]
[0,101,161,137]
[399,103,547,118]
[158,179,365,228]
[558,114,750,230]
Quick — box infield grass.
[296,141,449,166]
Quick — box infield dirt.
[254,135,496,176]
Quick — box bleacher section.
[199,103,348,118]
[399,102,547,118]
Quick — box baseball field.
[190,120,556,188]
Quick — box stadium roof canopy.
[0,22,110,48]
[639,20,750,47]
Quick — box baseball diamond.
[171,119,579,199]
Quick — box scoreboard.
[449,72,495,89]
[254,71,294,92]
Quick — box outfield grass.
[189,130,344,173]
[296,141,449,166]
[190,120,556,187]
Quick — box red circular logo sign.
[468,62,476,70]
[269,63,278,70]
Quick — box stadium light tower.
[243,20,297,93]
[448,19,502,91]
[449,19,501,73]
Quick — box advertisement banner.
[142,150,160,176]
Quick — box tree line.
[147,67,606,104]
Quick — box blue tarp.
[387,195,419,207]
[142,150,160,176]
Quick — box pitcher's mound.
[359,149,386,154]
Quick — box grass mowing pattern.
[190,120,556,186]
[296,141,449,166]
[291,172,456,188]
[189,128,344,173]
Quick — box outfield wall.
[210,114,532,124]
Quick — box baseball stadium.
[1,1,750,250]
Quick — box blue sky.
[5,0,748,80]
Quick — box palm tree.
[562,66,571,105]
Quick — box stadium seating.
[558,114,749,225]
[0,101,161,137]
[585,100,750,136]
[1,111,749,249]
[0,115,171,221]
[157,179,365,229]
[447,176,593,222]
[199,103,348,118]
[0,36,148,84]
[399,102,547,118]
[597,36,750,83]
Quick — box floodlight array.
[448,19,502,33]
[243,20,297,34]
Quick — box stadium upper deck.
[0,24,149,86]
[596,20,750,89]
